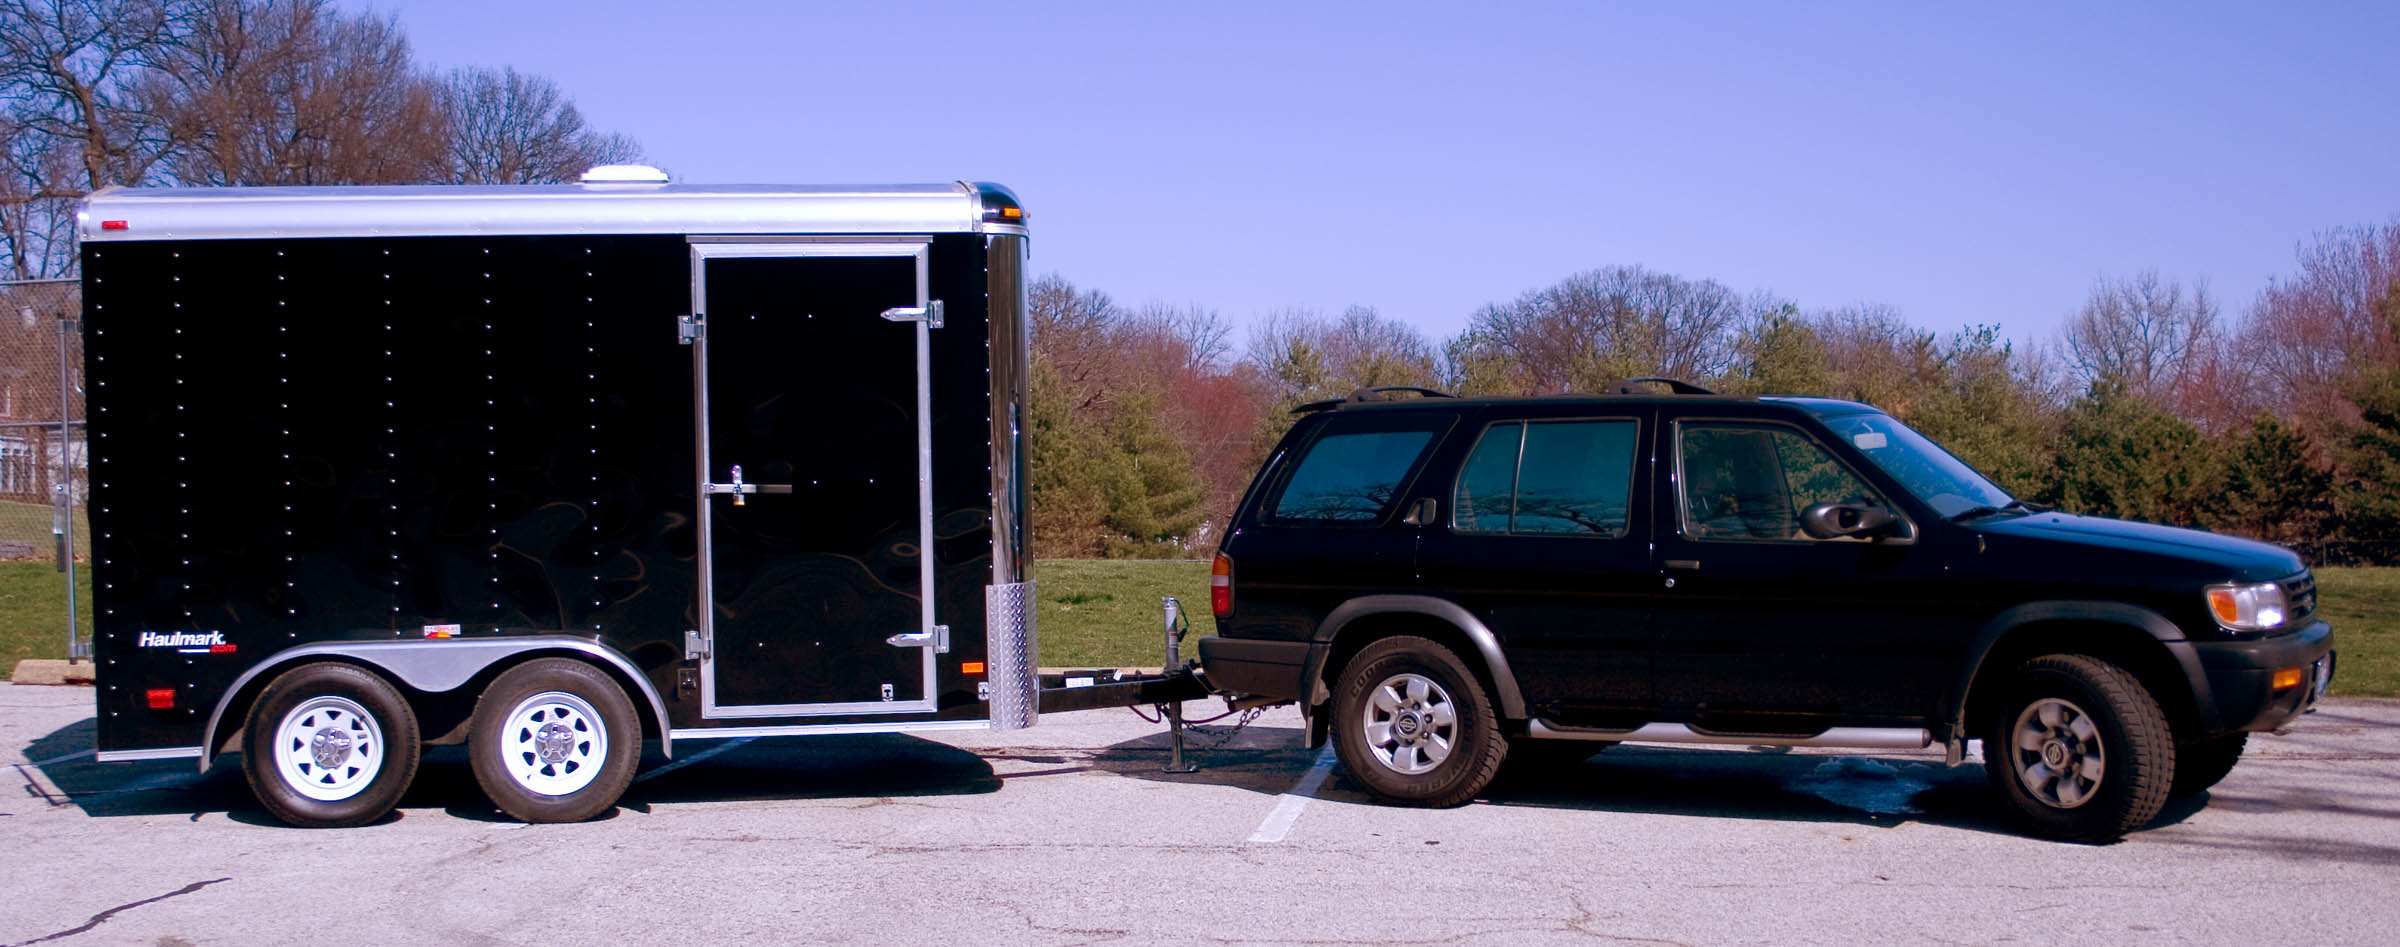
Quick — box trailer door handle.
[703,464,793,506]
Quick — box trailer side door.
[689,240,942,717]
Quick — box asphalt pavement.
[4,682,2396,946]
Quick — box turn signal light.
[961,662,986,675]
[146,688,175,710]
[1210,554,1232,618]
[2271,667,2304,690]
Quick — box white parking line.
[633,737,754,783]
[1247,745,1338,843]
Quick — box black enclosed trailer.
[77,171,1050,825]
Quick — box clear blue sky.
[377,0,2400,353]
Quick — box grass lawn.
[1030,559,1217,668]
[0,560,90,669]
[2314,567,2396,698]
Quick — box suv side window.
[1453,419,1638,537]
[1677,422,1880,542]
[1268,426,1440,523]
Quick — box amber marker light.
[2272,667,2305,690]
[961,662,987,675]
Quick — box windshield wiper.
[1951,499,2047,522]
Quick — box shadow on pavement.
[20,717,1000,825]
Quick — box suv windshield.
[1814,412,2013,519]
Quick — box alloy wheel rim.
[2009,696,2105,809]
[1360,672,1458,775]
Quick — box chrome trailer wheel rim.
[274,695,386,802]
[2009,697,2106,809]
[498,691,609,796]
[1360,672,1459,775]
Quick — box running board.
[1527,720,1932,750]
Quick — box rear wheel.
[1331,636,1505,808]
[470,658,642,823]
[1984,655,2174,842]
[242,662,421,828]
[2171,732,2248,797]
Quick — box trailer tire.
[469,658,641,823]
[1330,636,1505,808]
[242,662,421,828]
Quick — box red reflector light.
[961,661,987,675]
[101,220,129,231]
[146,688,175,710]
[1210,553,1232,618]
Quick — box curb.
[9,659,94,686]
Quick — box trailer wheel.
[469,658,641,823]
[1331,636,1505,808]
[242,662,421,828]
[1984,654,2174,842]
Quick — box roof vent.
[580,164,670,185]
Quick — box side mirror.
[1799,500,1899,540]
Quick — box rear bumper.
[2188,620,2335,733]
[1195,635,1310,702]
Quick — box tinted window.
[1271,429,1436,522]
[1453,420,1637,537]
[1679,424,1878,541]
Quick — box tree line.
[1032,220,2400,564]
[2,0,640,279]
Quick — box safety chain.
[1179,705,1267,750]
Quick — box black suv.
[1196,382,2336,841]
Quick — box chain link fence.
[0,278,87,659]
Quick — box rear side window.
[1453,419,1639,536]
[1268,428,1438,523]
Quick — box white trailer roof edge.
[79,181,1010,242]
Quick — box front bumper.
[2188,620,2335,733]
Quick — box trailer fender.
[200,636,673,770]
[1304,595,1528,719]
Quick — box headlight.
[2204,581,2288,632]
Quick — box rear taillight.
[1210,553,1232,618]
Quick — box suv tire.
[1984,654,2174,842]
[1331,636,1505,808]
[2170,732,2248,797]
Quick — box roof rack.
[1291,386,1457,415]
[1609,377,1715,395]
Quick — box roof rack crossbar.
[1610,377,1716,395]
[1290,385,1458,415]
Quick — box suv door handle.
[1664,559,1701,571]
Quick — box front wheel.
[2171,732,2248,797]
[469,658,642,823]
[242,662,421,828]
[1331,636,1505,808]
[1984,654,2174,842]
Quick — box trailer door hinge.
[684,629,708,660]
[879,300,943,329]
[885,623,950,654]
[678,314,704,344]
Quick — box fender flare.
[1299,594,1528,719]
[1944,600,2212,742]
[199,636,674,770]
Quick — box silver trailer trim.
[96,746,204,763]
[669,719,993,741]
[80,182,991,242]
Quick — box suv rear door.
[1413,406,1656,726]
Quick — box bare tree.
[2240,221,2400,431]
[145,0,446,185]
[1244,304,1438,403]
[440,66,639,184]
[2063,269,2218,407]
[1455,265,1760,393]
[0,0,187,276]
